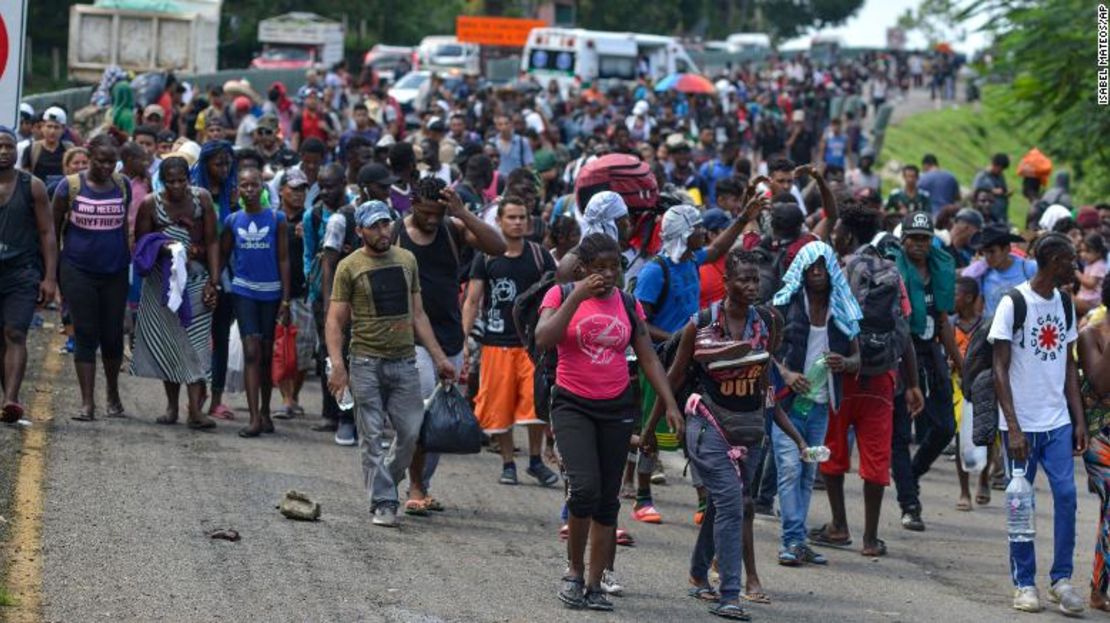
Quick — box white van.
[522,28,699,91]
[724,33,773,56]
[417,36,481,74]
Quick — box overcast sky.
[779,0,989,54]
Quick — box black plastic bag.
[420,383,483,454]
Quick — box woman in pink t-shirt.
[535,233,680,611]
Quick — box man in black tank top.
[0,130,58,423]
[394,177,506,513]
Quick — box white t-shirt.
[987,282,1077,432]
[804,324,830,405]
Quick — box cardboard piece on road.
[456,15,546,48]
[0,0,28,129]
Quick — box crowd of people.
[3,47,1109,620]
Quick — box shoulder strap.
[17,170,31,205]
[30,142,43,174]
[527,240,545,275]
[443,221,461,266]
[1060,291,1074,332]
[66,173,81,213]
[390,219,403,246]
[619,290,642,336]
[1004,287,1027,335]
[653,255,671,310]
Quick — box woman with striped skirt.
[130,156,220,429]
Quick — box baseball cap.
[902,211,935,237]
[282,168,309,189]
[355,200,393,228]
[43,106,67,125]
[144,104,165,120]
[426,117,446,133]
[978,223,1025,248]
[633,100,650,116]
[358,162,399,187]
[953,208,984,229]
[701,208,731,232]
[233,96,252,113]
[19,103,34,120]
[791,110,805,123]
[256,114,279,132]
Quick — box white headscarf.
[582,191,629,240]
[1038,204,1072,231]
[660,205,703,264]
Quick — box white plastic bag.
[959,398,988,473]
[224,321,245,394]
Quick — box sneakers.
[527,463,560,487]
[499,464,519,485]
[631,503,662,524]
[1048,579,1086,616]
[371,506,399,528]
[796,544,828,565]
[778,547,801,567]
[583,589,615,611]
[651,462,667,485]
[558,576,586,609]
[1012,586,1042,613]
[600,569,624,596]
[334,421,357,446]
[901,509,925,531]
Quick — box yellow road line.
[4,333,64,623]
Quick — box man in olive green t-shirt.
[326,200,456,528]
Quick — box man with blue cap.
[325,200,457,528]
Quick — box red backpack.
[575,154,659,213]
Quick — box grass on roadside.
[0,585,17,607]
[879,87,1097,221]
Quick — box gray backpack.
[843,249,909,376]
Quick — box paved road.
[0,320,1101,623]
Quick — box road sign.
[456,15,546,48]
[0,0,28,128]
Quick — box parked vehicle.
[522,28,699,93]
[363,45,416,84]
[417,36,481,75]
[251,12,344,70]
[67,1,221,83]
[388,70,473,113]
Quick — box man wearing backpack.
[311,164,359,442]
[462,195,558,487]
[630,199,761,523]
[810,201,923,557]
[990,233,1086,615]
[891,211,961,532]
[20,106,72,186]
[395,176,505,514]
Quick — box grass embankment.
[879,90,1098,223]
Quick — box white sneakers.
[1047,580,1086,617]
[600,570,623,596]
[1012,587,1041,613]
[1013,581,1086,616]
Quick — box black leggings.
[551,385,637,526]
[60,261,128,364]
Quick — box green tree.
[896,0,967,46]
[962,0,1109,198]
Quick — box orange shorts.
[475,346,543,433]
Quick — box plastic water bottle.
[793,355,829,414]
[325,357,355,411]
[1006,467,1036,543]
[801,446,831,463]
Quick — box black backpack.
[513,281,639,421]
[964,287,1074,446]
[751,239,787,305]
[843,249,909,375]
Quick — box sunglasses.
[256,128,275,136]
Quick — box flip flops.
[616,528,635,547]
[71,410,96,422]
[807,524,853,549]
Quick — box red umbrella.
[654,73,717,95]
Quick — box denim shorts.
[232,294,279,340]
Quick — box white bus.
[522,28,699,91]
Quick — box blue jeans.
[1002,424,1077,588]
[687,414,744,603]
[772,401,830,549]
